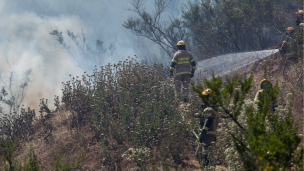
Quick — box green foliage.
[191,73,303,170]
[124,0,297,60]
[0,107,36,143]
[0,137,18,171]
[60,57,199,168]
[0,138,40,171]
[182,0,295,59]
[53,150,85,171]
[19,146,41,171]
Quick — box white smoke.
[0,0,186,113]
[0,2,85,111]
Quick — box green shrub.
[19,146,41,171]
[53,150,84,171]
[0,108,36,142]
[191,72,303,170]
[0,139,40,171]
[60,57,198,168]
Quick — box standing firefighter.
[296,10,304,26]
[194,89,219,166]
[169,40,196,103]
[280,9,304,52]
[254,79,278,113]
[280,27,294,52]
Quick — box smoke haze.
[0,0,185,112]
[0,0,278,113]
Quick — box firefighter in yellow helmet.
[254,79,278,113]
[286,27,294,34]
[296,10,304,26]
[169,40,196,103]
[280,27,294,52]
[194,89,219,166]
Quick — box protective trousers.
[174,74,191,102]
[195,134,216,166]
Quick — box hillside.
[3,46,300,170]
[0,0,302,170]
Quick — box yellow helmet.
[296,10,304,15]
[299,23,304,27]
[260,79,271,89]
[202,89,212,96]
[286,27,294,33]
[177,40,186,46]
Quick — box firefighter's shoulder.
[174,50,182,55]
[173,51,181,58]
[203,107,215,118]
[186,51,194,58]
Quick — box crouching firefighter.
[194,89,219,166]
[254,79,278,113]
[169,40,196,103]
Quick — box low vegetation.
[0,1,303,169]
[0,50,302,170]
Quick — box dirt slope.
[14,48,303,170]
[234,50,303,134]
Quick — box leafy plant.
[53,150,85,171]
[191,72,303,170]
[0,139,41,171]
[60,56,198,169]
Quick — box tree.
[123,0,191,59]
[50,27,117,73]
[191,72,303,170]
[124,0,298,60]
[182,0,296,59]
[0,61,32,116]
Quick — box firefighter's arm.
[190,54,196,78]
[199,109,214,143]
[170,55,177,72]
[193,113,202,118]
[190,54,196,71]
[254,90,261,103]
[296,17,301,26]
[199,118,213,143]
[169,55,177,77]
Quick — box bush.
[60,56,199,169]
[53,150,85,171]
[191,72,303,170]
[1,53,302,170]
[0,107,36,143]
[123,0,298,60]
[0,139,40,171]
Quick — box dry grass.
[15,109,101,170]
[9,46,302,170]
[236,49,303,135]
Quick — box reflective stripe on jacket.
[170,50,196,75]
[201,107,219,135]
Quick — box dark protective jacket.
[254,89,278,113]
[170,50,196,76]
[296,14,303,26]
[199,107,219,136]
